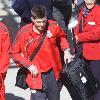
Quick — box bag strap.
[27,22,48,61]
[79,16,83,33]
[75,16,84,58]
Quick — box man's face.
[84,0,97,9]
[32,17,47,32]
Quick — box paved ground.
[0,0,77,100]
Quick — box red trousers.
[0,73,6,100]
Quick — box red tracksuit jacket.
[0,22,10,100]
[74,5,100,60]
[0,22,10,74]
[11,20,69,89]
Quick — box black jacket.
[12,0,53,20]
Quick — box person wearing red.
[74,0,100,99]
[11,5,74,100]
[0,22,10,100]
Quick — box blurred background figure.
[53,0,72,32]
[12,0,53,27]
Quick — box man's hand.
[75,35,78,43]
[64,49,75,64]
[28,65,38,77]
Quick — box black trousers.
[31,69,60,100]
[87,60,100,100]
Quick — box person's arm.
[11,29,33,68]
[11,29,39,77]
[56,24,75,63]
[0,24,10,73]
[56,24,69,50]
[75,12,100,42]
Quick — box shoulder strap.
[75,16,84,57]
[29,22,48,61]
[79,16,83,33]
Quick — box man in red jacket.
[74,0,100,99]
[11,5,74,100]
[0,22,10,100]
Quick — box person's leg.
[30,73,47,100]
[0,86,5,100]
[31,69,60,100]
[31,90,47,100]
[46,69,60,100]
[30,69,50,100]
[88,60,100,100]
[0,73,6,100]
[53,5,72,32]
[53,6,66,32]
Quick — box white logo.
[47,30,52,38]
[88,22,95,25]
[81,76,87,83]
[80,73,87,83]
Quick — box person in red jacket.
[0,22,10,100]
[74,0,100,100]
[11,5,74,100]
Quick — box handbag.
[15,23,48,89]
[15,67,29,89]
[61,57,99,100]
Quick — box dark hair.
[31,5,47,19]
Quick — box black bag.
[15,67,29,89]
[61,57,99,100]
